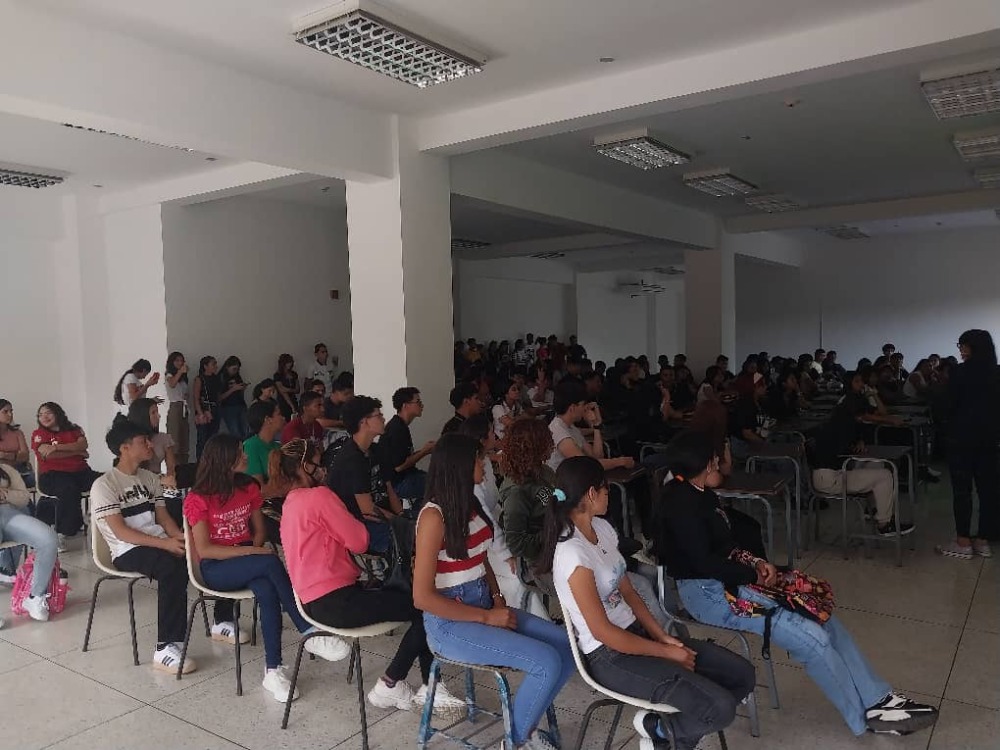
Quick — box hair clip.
[553,488,568,503]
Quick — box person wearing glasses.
[378,387,435,503]
[325,395,403,554]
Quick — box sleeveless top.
[421,501,492,589]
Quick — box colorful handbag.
[10,552,69,616]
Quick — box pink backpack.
[10,552,69,616]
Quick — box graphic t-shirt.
[31,427,89,473]
[243,435,278,480]
[184,483,263,546]
[306,361,335,393]
[553,518,634,654]
[92,468,166,560]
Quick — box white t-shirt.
[547,416,585,472]
[528,386,553,409]
[120,373,141,413]
[553,518,635,654]
[491,401,521,441]
[903,372,926,400]
[92,468,167,560]
[306,360,335,392]
[164,376,188,405]
[475,459,512,563]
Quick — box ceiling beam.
[452,233,635,260]
[724,189,1000,233]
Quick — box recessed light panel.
[593,131,689,170]
[0,168,63,189]
[529,252,566,260]
[450,238,491,250]
[921,68,1000,119]
[745,194,802,213]
[953,129,1000,161]
[683,168,757,197]
[818,225,869,240]
[974,167,1000,188]
[295,5,484,88]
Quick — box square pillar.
[684,245,735,376]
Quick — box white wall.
[735,255,820,360]
[161,196,351,395]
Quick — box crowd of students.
[8,329,997,747]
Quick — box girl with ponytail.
[538,455,754,750]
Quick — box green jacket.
[498,467,556,563]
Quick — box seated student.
[876,364,907,405]
[796,358,820,400]
[378,387,434,501]
[889,352,909,383]
[91,420,194,673]
[728,373,771,455]
[184,435,348,702]
[281,391,324,444]
[499,420,557,573]
[656,430,937,738]
[317,373,354,432]
[31,402,101,544]
[243,400,285,485]
[671,365,698,412]
[326,396,403,554]
[126,398,178,488]
[697,366,725,403]
[441,381,483,435]
[0,399,33,488]
[814,373,912,537]
[277,438,464,714]
[823,350,847,380]
[902,359,932,400]
[767,369,806,422]
[0,463,59,621]
[413,434,575,750]
[527,365,554,410]
[539,456,754,750]
[547,380,635,473]
[303,378,325,397]
[251,379,278,406]
[491,379,524,441]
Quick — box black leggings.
[584,626,755,750]
[949,442,1000,540]
[305,584,432,684]
[37,469,101,535]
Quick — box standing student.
[538,456,754,750]
[184,435,348,702]
[273,354,300,422]
[305,343,335,394]
[379,387,435,501]
[193,356,222,459]
[218,356,249,439]
[0,399,32,487]
[91,419,194,674]
[163,352,191,465]
[31,402,100,543]
[277,438,464,715]
[413,434,575,750]
[114,359,160,414]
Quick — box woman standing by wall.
[113,359,159,415]
[218,356,249,439]
[164,352,190,465]
[193,356,221,459]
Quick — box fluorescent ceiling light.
[0,168,63,189]
[451,238,491,250]
[921,67,1000,120]
[953,129,1000,161]
[974,166,1000,188]
[529,252,566,259]
[294,1,485,88]
[593,128,689,169]
[683,168,757,197]
[745,194,802,213]
[818,225,869,240]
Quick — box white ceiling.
[497,49,1000,219]
[32,0,919,116]
[857,209,1000,236]
[0,111,226,193]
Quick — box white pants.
[813,468,895,523]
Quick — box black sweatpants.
[584,626,755,750]
[37,469,101,535]
[114,545,189,644]
[305,584,432,684]
[949,442,1000,540]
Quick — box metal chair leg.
[82,576,109,653]
[250,599,258,646]
[494,671,514,749]
[127,578,140,666]
[353,641,370,750]
[178,595,203,680]
[603,703,624,750]
[281,636,311,730]
[201,598,211,637]
[571,698,619,750]
[467,665,479,722]
[233,599,243,696]
[765,652,781,709]
[417,659,441,749]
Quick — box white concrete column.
[345,120,453,445]
[684,245,735,376]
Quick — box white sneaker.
[24,594,50,622]
[211,621,250,645]
[303,633,351,662]
[152,642,197,674]
[57,534,67,553]
[367,677,415,710]
[262,666,299,703]
[0,571,16,586]
[413,681,467,715]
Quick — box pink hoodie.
[280,485,369,604]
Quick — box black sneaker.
[866,693,938,734]
[632,710,671,750]
[877,520,915,537]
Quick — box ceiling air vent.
[818,225,869,240]
[745,194,802,213]
[921,67,1000,120]
[0,168,64,189]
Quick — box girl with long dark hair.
[0,398,32,487]
[183,435,347,702]
[536,456,753,750]
[114,359,159,413]
[163,352,190,464]
[125,398,178,485]
[193,356,221,458]
[413,433,574,750]
[273,354,299,421]
[218,356,249,438]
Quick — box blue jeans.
[393,470,426,503]
[0,504,58,598]
[677,579,891,735]
[219,404,249,440]
[200,553,310,669]
[423,577,574,745]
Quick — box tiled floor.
[3,474,997,750]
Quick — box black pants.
[37,469,101,535]
[114,546,189,644]
[196,415,221,460]
[949,442,1000,540]
[584,627,755,750]
[305,584,432,684]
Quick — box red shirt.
[31,427,89,473]
[183,483,263,546]
[281,417,324,444]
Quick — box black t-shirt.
[441,413,466,435]
[273,372,299,419]
[378,415,414,485]
[219,373,246,407]
[671,383,697,411]
[326,439,389,520]
[730,396,765,439]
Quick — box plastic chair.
[177,520,258,693]
[417,654,560,750]
[280,590,405,750]
[81,523,145,666]
[558,600,729,750]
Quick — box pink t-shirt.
[184,483,263,546]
